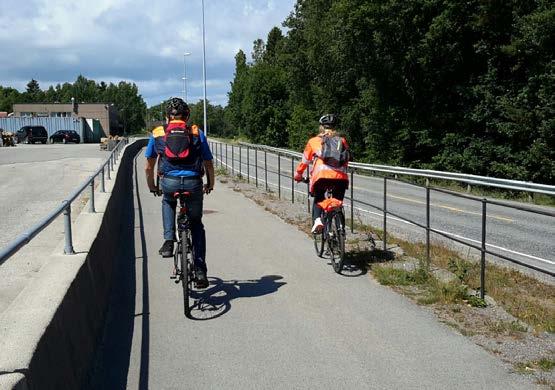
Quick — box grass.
[515,358,555,373]
[372,236,555,333]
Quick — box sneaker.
[159,240,174,258]
[195,269,209,289]
[311,217,324,234]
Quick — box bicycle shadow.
[187,275,286,320]
[322,247,395,278]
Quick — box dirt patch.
[217,173,555,387]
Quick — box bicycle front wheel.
[180,231,191,317]
[329,212,346,274]
[313,229,325,257]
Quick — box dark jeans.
[312,179,348,223]
[160,176,207,272]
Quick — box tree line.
[224,0,554,185]
[0,76,147,134]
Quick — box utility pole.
[202,0,208,136]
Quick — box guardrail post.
[255,149,258,187]
[107,159,111,180]
[231,144,235,176]
[426,186,430,267]
[239,145,242,177]
[264,151,268,192]
[220,143,223,168]
[89,178,95,213]
[63,202,75,254]
[247,145,250,183]
[225,143,228,172]
[480,199,487,300]
[277,153,281,199]
[383,177,387,251]
[100,166,105,193]
[291,157,294,204]
[350,170,354,233]
[306,169,310,213]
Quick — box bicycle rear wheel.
[329,212,346,274]
[180,231,191,317]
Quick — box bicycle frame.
[174,193,196,317]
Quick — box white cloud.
[0,0,296,106]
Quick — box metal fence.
[209,140,554,297]
[0,139,128,266]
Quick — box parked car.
[49,130,81,144]
[16,126,48,144]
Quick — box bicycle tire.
[330,211,346,274]
[313,229,325,257]
[180,230,191,318]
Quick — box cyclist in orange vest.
[294,114,350,233]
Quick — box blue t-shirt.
[145,125,213,177]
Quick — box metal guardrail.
[210,140,554,297]
[236,142,555,196]
[0,139,129,266]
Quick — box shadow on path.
[84,153,149,390]
[188,275,286,321]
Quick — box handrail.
[234,141,555,196]
[0,139,128,265]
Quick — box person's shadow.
[187,275,286,320]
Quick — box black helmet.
[166,97,190,119]
[319,114,337,128]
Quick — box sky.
[0,0,296,107]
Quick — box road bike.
[301,178,347,274]
[170,191,197,317]
[314,188,347,274]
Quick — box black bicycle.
[170,191,197,317]
[313,188,346,274]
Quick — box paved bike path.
[93,156,534,389]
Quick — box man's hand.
[203,184,213,194]
[294,172,303,182]
[150,186,162,196]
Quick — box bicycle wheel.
[180,230,191,317]
[329,211,346,274]
[313,228,325,257]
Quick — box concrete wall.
[0,139,147,389]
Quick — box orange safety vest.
[296,134,349,193]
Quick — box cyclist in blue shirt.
[144,97,214,288]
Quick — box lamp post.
[201,0,208,136]
[183,52,191,101]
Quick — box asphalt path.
[0,143,108,313]
[211,143,555,276]
[88,154,534,389]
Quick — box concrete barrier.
[0,139,148,389]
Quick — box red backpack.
[163,123,199,162]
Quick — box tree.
[24,79,43,102]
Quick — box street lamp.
[201,0,208,136]
[183,52,191,101]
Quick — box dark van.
[16,126,48,144]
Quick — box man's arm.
[145,157,158,192]
[203,160,215,193]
